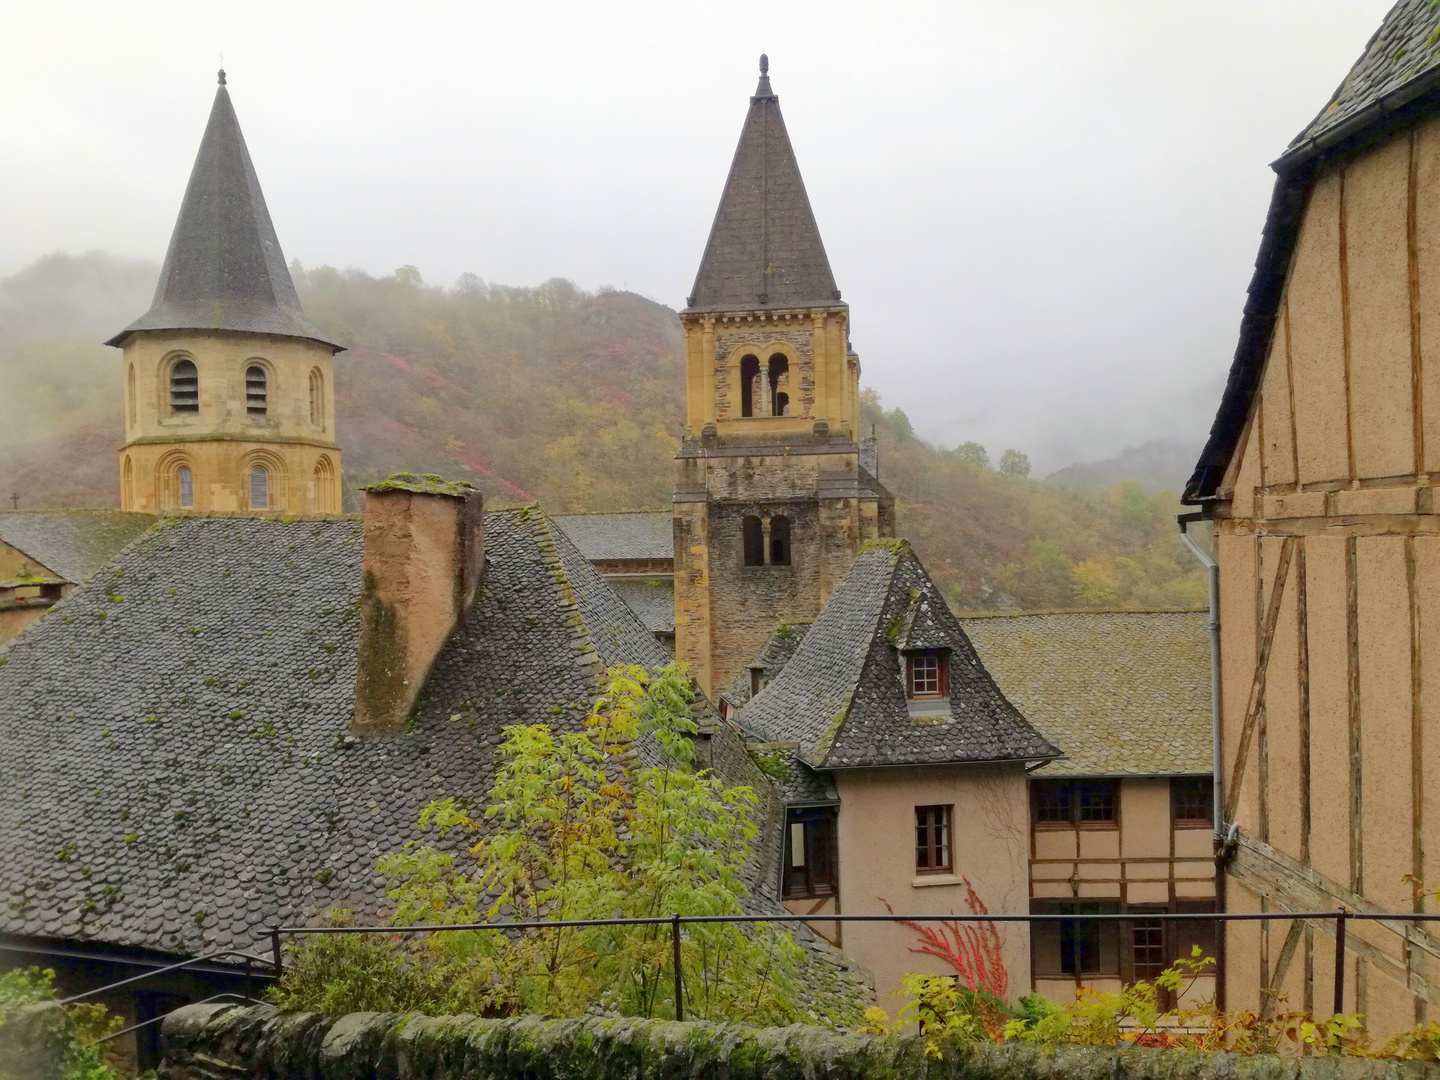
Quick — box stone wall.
[157,1003,1440,1080]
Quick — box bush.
[0,967,126,1080]
[274,664,808,1026]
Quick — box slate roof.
[0,511,155,583]
[736,542,1058,770]
[609,578,675,635]
[750,745,839,807]
[720,621,811,711]
[0,507,866,1013]
[1188,0,1440,501]
[551,512,673,562]
[0,509,727,956]
[960,611,1211,778]
[684,57,842,314]
[107,76,341,350]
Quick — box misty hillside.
[1045,437,1201,494]
[0,253,1206,612]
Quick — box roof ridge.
[522,507,609,684]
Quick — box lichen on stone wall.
[363,472,477,498]
[157,1003,1440,1080]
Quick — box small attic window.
[246,365,268,415]
[906,651,947,699]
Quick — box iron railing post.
[243,954,251,1004]
[1333,907,1348,1018]
[271,928,282,980]
[671,913,684,1022]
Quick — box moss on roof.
[362,473,477,497]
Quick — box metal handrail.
[56,948,277,1005]
[266,906,1437,1022]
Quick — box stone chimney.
[353,474,483,729]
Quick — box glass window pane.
[178,466,193,508]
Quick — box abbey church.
[0,42,1290,1067]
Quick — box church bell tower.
[109,71,344,515]
[674,56,895,699]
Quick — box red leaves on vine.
[880,878,1008,1001]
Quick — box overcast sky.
[0,1,1395,472]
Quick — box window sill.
[911,874,961,888]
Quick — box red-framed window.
[906,651,948,699]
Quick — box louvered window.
[170,359,199,414]
[250,465,269,510]
[246,365,268,415]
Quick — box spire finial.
[754,53,773,97]
[217,68,226,86]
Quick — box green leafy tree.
[952,442,989,468]
[274,664,806,1024]
[0,967,124,1080]
[998,449,1031,478]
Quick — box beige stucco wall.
[353,487,482,729]
[833,764,1032,1011]
[1213,115,1440,1033]
[116,330,341,514]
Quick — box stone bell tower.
[674,56,895,699]
[109,71,344,515]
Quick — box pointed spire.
[107,77,341,350]
[685,57,840,313]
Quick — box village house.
[0,73,866,1071]
[0,52,1220,1062]
[0,510,153,641]
[1185,0,1440,1034]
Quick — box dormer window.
[906,651,948,699]
[246,365,268,415]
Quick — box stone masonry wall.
[156,1003,1440,1080]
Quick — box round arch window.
[249,465,269,510]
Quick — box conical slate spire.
[107,76,341,349]
[684,57,840,313]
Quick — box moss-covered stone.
[163,1005,1440,1080]
[363,472,477,498]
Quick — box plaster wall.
[1212,120,1440,1032]
[834,764,1032,1009]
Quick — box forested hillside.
[0,254,1206,611]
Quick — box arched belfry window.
[309,368,324,428]
[313,455,336,513]
[127,364,137,426]
[742,515,764,566]
[170,359,199,414]
[246,365,268,415]
[177,466,194,509]
[122,456,134,510]
[770,515,791,566]
[768,354,789,417]
[250,465,270,510]
[740,355,760,418]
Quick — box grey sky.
[0,1,1393,472]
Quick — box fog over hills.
[0,253,1207,611]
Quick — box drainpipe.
[1178,509,1226,1011]
[1177,511,1223,845]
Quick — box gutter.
[1274,65,1440,174]
[1177,512,1223,846]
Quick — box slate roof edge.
[1030,769,1213,780]
[1186,72,1440,503]
[105,324,344,353]
[679,302,849,318]
[957,607,1206,619]
[823,754,1063,774]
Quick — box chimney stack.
[353,474,483,729]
